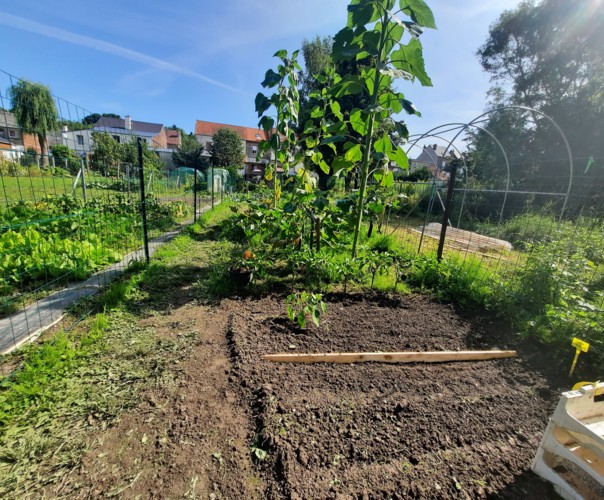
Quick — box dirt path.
[61,301,264,498]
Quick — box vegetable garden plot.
[228,294,564,498]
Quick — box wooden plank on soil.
[263,350,517,364]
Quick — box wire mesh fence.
[0,71,229,363]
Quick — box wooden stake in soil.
[263,350,516,364]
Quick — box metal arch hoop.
[408,122,512,220]
[466,105,574,219]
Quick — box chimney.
[62,125,68,133]
[433,144,437,150]
[125,115,132,130]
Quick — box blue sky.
[0,0,522,146]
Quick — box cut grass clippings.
[0,201,237,498]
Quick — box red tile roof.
[194,120,272,143]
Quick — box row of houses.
[1,108,453,180]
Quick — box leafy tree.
[82,113,120,125]
[121,139,163,172]
[172,132,207,171]
[50,144,81,174]
[472,0,604,201]
[90,132,121,170]
[9,80,59,166]
[300,36,334,98]
[406,166,432,182]
[209,128,245,169]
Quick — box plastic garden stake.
[569,338,590,377]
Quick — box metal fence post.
[437,164,458,262]
[193,168,198,223]
[80,159,87,202]
[137,138,150,264]
[211,165,215,210]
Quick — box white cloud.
[0,11,250,96]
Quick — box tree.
[210,128,244,169]
[50,144,81,174]
[300,36,333,98]
[82,113,120,125]
[472,0,604,200]
[9,80,59,166]
[172,132,207,171]
[90,132,121,170]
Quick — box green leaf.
[391,38,432,86]
[320,135,346,145]
[374,133,393,154]
[401,99,420,116]
[255,93,271,116]
[273,49,288,59]
[387,146,409,170]
[330,101,343,120]
[345,144,363,163]
[261,69,281,88]
[348,2,381,26]
[310,106,323,119]
[332,157,354,174]
[331,75,365,98]
[350,108,369,135]
[379,91,403,114]
[258,115,275,133]
[399,0,437,29]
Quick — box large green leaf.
[391,38,432,86]
[374,132,393,154]
[399,0,436,29]
[350,108,369,135]
[348,1,381,26]
[261,69,281,88]
[273,49,288,59]
[332,27,363,60]
[345,143,363,162]
[255,93,271,116]
[387,146,409,169]
[258,115,274,133]
[330,101,343,121]
[332,157,354,175]
[331,75,366,97]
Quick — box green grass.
[0,202,238,497]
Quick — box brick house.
[194,120,275,178]
[0,110,43,158]
[408,144,453,180]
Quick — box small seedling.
[286,292,327,328]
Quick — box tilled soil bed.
[228,293,563,499]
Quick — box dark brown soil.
[66,292,565,498]
[228,293,563,499]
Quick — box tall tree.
[9,80,59,166]
[210,128,244,168]
[472,0,604,200]
[172,132,207,171]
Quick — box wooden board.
[263,350,517,364]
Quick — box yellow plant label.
[572,338,590,353]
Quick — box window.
[112,135,121,143]
[76,134,84,146]
[8,129,18,138]
[0,128,5,138]
[255,134,261,139]
[206,141,212,149]
[251,146,258,155]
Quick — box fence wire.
[0,71,224,370]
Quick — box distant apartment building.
[61,115,168,156]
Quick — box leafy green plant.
[286,291,327,328]
[329,0,436,255]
